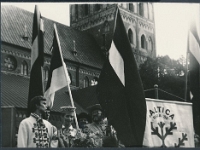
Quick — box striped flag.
[44,24,71,109]
[97,8,146,147]
[28,5,44,116]
[188,7,200,136]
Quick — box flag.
[143,98,194,147]
[96,8,146,147]
[28,5,44,116]
[44,24,71,109]
[188,8,200,135]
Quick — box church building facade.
[70,3,156,65]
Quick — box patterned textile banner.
[143,98,194,148]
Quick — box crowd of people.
[17,95,122,148]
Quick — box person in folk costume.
[77,112,91,133]
[57,106,84,147]
[42,106,58,146]
[17,96,58,148]
[85,104,107,147]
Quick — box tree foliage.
[139,55,186,100]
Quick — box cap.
[60,106,76,113]
[77,112,91,122]
[86,104,102,114]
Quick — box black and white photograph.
[1,2,200,148]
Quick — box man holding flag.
[44,23,79,130]
[97,7,146,147]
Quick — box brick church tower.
[70,3,156,66]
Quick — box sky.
[1,2,200,60]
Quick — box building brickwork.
[70,3,156,66]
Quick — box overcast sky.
[2,2,200,60]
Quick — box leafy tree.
[139,55,186,101]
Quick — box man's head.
[77,112,91,129]
[29,96,47,114]
[87,104,103,123]
[61,106,76,127]
[42,107,51,120]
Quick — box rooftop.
[1,5,104,69]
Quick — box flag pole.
[53,23,79,130]
[184,52,189,101]
[184,29,189,101]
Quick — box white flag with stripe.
[44,24,71,108]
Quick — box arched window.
[139,3,143,16]
[4,55,17,71]
[21,61,28,76]
[84,5,89,16]
[129,3,134,12]
[128,29,133,44]
[141,34,147,49]
[83,76,89,88]
[95,4,101,11]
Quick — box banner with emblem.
[143,98,194,148]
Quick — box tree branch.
[151,122,162,139]
[174,133,188,147]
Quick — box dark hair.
[77,112,91,123]
[29,96,46,113]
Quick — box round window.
[4,55,17,71]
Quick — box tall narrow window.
[83,76,89,88]
[141,34,146,49]
[139,3,143,16]
[128,29,133,44]
[84,5,89,16]
[21,61,28,76]
[75,5,78,19]
[129,3,134,12]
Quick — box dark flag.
[44,24,71,109]
[188,15,200,135]
[28,5,44,116]
[96,8,146,147]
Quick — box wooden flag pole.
[184,29,190,101]
[184,52,189,101]
[53,24,79,130]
